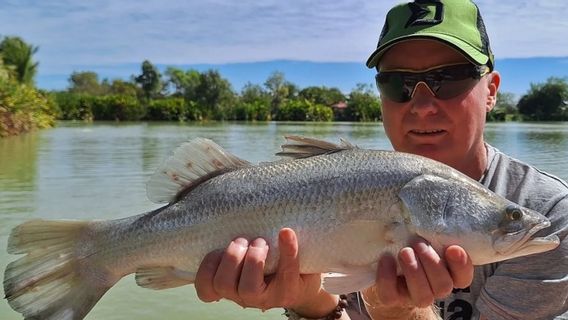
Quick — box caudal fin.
[3,219,114,320]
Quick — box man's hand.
[194,228,338,317]
[364,239,474,318]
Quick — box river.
[1,121,567,319]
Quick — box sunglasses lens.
[435,78,480,99]
[376,64,485,102]
[375,73,412,103]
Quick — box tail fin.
[4,219,114,320]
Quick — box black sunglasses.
[375,63,489,103]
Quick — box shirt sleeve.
[476,195,568,320]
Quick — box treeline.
[2,36,568,137]
[54,62,381,123]
[488,79,568,122]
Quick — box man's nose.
[410,82,438,116]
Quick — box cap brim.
[365,34,489,69]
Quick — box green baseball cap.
[366,0,494,70]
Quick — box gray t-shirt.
[346,144,568,320]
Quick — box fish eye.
[506,206,523,221]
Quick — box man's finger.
[238,237,270,303]
[398,247,435,308]
[413,242,454,299]
[195,250,224,302]
[212,238,249,299]
[374,254,401,306]
[445,245,474,289]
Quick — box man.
[195,0,568,319]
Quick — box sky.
[0,0,567,95]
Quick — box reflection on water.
[484,122,568,178]
[0,133,40,231]
[1,121,567,320]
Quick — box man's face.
[378,39,499,177]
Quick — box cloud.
[0,0,567,76]
[478,0,568,58]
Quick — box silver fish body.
[4,137,559,320]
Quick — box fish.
[3,136,560,320]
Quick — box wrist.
[362,286,439,320]
[289,290,339,318]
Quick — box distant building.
[331,101,348,121]
[331,101,347,110]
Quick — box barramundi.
[3,136,560,320]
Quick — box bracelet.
[283,294,348,320]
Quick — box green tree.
[306,101,333,121]
[234,83,271,120]
[299,86,346,106]
[345,83,382,122]
[276,99,309,121]
[517,77,568,121]
[108,79,140,97]
[0,56,10,80]
[241,82,270,104]
[135,60,162,100]
[195,69,235,119]
[90,95,144,121]
[147,98,186,121]
[0,36,39,86]
[264,71,293,119]
[487,91,519,121]
[164,67,200,100]
[53,92,94,121]
[68,71,104,95]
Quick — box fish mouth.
[498,220,560,256]
[517,221,560,251]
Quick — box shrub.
[53,91,93,121]
[234,101,270,121]
[91,95,144,121]
[147,98,186,121]
[0,78,57,137]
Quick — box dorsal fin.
[276,135,356,159]
[146,138,251,203]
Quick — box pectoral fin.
[322,270,376,294]
[135,266,195,290]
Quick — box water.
[1,121,567,319]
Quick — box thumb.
[268,228,302,307]
[276,228,301,280]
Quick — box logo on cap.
[405,0,444,28]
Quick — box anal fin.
[135,266,195,290]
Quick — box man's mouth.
[409,129,446,135]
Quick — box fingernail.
[447,247,466,263]
[414,242,432,255]
[233,238,249,247]
[251,238,267,248]
[400,248,417,267]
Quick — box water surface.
[1,121,567,319]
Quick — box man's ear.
[486,71,501,112]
